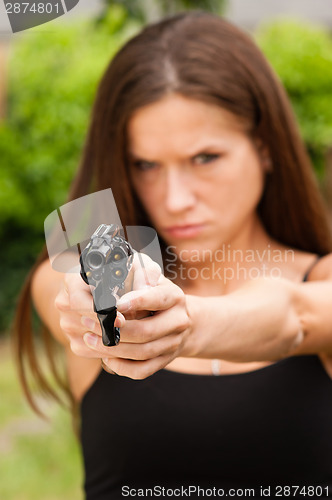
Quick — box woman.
[14,10,332,500]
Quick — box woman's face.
[127,93,268,259]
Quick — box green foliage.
[100,0,227,23]
[256,19,332,178]
[177,0,226,13]
[0,10,141,331]
[2,14,332,332]
[2,12,138,234]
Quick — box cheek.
[211,156,265,222]
[235,164,265,206]
[131,177,162,219]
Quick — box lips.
[163,224,205,238]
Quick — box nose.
[164,167,196,214]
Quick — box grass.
[0,337,83,500]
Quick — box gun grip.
[95,306,120,346]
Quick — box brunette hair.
[13,11,332,425]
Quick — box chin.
[166,241,222,264]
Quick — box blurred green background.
[2,0,332,333]
[1,0,332,498]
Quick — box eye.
[131,160,158,171]
[193,153,220,165]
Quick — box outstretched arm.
[45,252,332,379]
[185,265,332,362]
[99,254,332,377]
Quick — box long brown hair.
[13,11,332,425]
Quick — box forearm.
[184,277,303,362]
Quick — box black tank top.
[80,255,332,499]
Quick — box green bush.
[0,8,141,331]
[100,0,227,23]
[256,19,332,177]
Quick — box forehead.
[127,93,247,157]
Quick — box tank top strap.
[302,254,324,282]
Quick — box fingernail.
[84,333,98,347]
[81,316,96,330]
[116,298,131,312]
[115,315,125,328]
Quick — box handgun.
[80,224,134,346]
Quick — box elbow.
[278,281,307,358]
[281,325,306,358]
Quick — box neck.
[170,215,280,295]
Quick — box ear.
[254,138,273,174]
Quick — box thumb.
[132,252,162,290]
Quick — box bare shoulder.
[303,252,332,281]
[273,243,332,282]
[31,259,61,300]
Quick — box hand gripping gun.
[80,224,134,346]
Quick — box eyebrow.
[128,152,148,160]
[128,143,226,161]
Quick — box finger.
[64,271,90,294]
[132,252,161,289]
[59,312,89,337]
[66,334,104,359]
[59,275,95,315]
[83,330,183,360]
[83,332,123,357]
[59,307,124,339]
[120,309,151,321]
[54,286,71,312]
[119,310,189,344]
[117,282,184,314]
[81,311,125,334]
[123,252,161,293]
[101,353,174,380]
